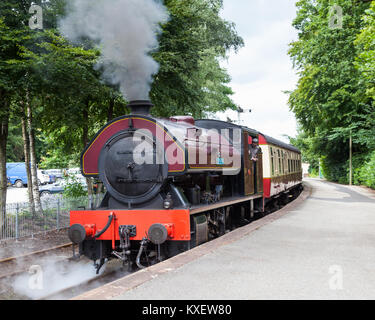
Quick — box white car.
[37,170,54,185]
[44,169,64,180]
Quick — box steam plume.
[59,0,169,101]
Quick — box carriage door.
[243,132,254,195]
[256,149,263,193]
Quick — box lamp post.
[348,113,353,186]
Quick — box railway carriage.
[68,100,302,273]
[258,134,303,205]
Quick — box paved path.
[76,179,375,300]
[6,187,28,204]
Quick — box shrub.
[321,157,348,184]
[355,151,375,189]
[63,175,88,198]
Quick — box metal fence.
[1,194,104,241]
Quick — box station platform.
[74,179,375,300]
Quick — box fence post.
[16,203,19,240]
[57,197,60,229]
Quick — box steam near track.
[12,256,102,300]
[0,245,96,300]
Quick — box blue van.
[6,162,28,188]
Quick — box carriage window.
[277,150,281,174]
[284,152,287,174]
[270,147,274,176]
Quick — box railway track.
[0,243,76,300]
[0,243,73,280]
[0,242,127,300]
[37,262,129,300]
[0,242,73,264]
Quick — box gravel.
[0,228,70,260]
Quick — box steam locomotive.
[68,100,303,273]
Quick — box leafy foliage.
[288,0,375,187]
[355,1,375,101]
[354,151,375,189]
[63,175,87,199]
[151,0,244,118]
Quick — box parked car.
[7,163,56,188]
[44,169,64,181]
[37,169,56,185]
[6,163,28,188]
[39,175,87,197]
[39,180,65,197]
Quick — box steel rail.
[0,243,72,264]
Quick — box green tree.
[0,0,81,218]
[287,127,320,174]
[355,1,375,101]
[0,0,36,232]
[6,116,24,162]
[288,0,371,183]
[151,0,243,118]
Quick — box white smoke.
[59,0,169,101]
[12,256,106,300]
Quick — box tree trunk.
[27,99,42,213]
[0,95,9,238]
[21,105,35,216]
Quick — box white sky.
[216,0,299,143]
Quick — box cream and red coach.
[68,100,302,272]
[258,134,303,204]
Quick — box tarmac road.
[6,187,28,204]
[75,178,375,300]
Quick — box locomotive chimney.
[127,100,153,115]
